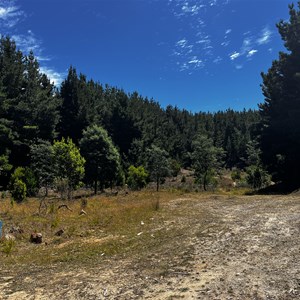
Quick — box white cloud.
[176,39,188,48]
[221,41,230,47]
[257,26,272,45]
[0,1,24,28]
[169,0,231,72]
[235,65,243,70]
[181,4,203,15]
[0,5,20,20]
[196,39,210,44]
[39,66,65,86]
[213,56,222,64]
[12,32,42,54]
[230,52,240,60]
[188,58,203,68]
[247,49,258,57]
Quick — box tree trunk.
[156,176,159,192]
[94,180,98,195]
[203,171,207,191]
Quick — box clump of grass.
[48,202,56,214]
[1,239,16,255]
[51,215,60,229]
[152,198,160,211]
[81,198,87,209]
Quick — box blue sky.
[0,0,292,112]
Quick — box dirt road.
[1,194,300,299]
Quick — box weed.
[48,202,56,214]
[153,198,160,211]
[51,215,60,229]
[81,198,87,209]
[1,239,15,255]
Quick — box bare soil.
[1,193,300,299]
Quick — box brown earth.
[1,193,300,299]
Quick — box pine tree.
[260,2,300,186]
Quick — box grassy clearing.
[0,191,186,268]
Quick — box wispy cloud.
[228,25,272,65]
[176,39,188,48]
[230,52,240,60]
[0,1,24,28]
[181,3,204,15]
[188,57,204,68]
[169,0,231,73]
[169,0,272,73]
[257,26,272,45]
[12,31,42,54]
[247,49,258,57]
[213,56,222,64]
[39,66,65,86]
[0,1,65,87]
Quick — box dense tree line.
[0,35,261,196]
[2,2,299,197]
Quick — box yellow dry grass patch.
[0,190,180,266]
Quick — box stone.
[30,232,43,244]
[79,209,87,215]
[54,229,64,236]
[4,234,16,241]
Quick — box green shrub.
[231,169,241,181]
[127,165,148,190]
[246,165,270,190]
[170,159,181,177]
[1,239,15,255]
[9,167,38,197]
[24,168,38,196]
[10,179,27,202]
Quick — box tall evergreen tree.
[260,2,300,186]
[59,67,89,143]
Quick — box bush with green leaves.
[10,178,27,202]
[170,159,181,177]
[231,169,241,181]
[246,165,270,190]
[127,165,148,190]
[53,137,85,199]
[9,167,38,197]
[146,145,170,191]
[30,139,57,196]
[191,134,224,191]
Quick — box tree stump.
[30,232,43,244]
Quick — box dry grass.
[0,190,183,267]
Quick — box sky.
[0,0,293,112]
